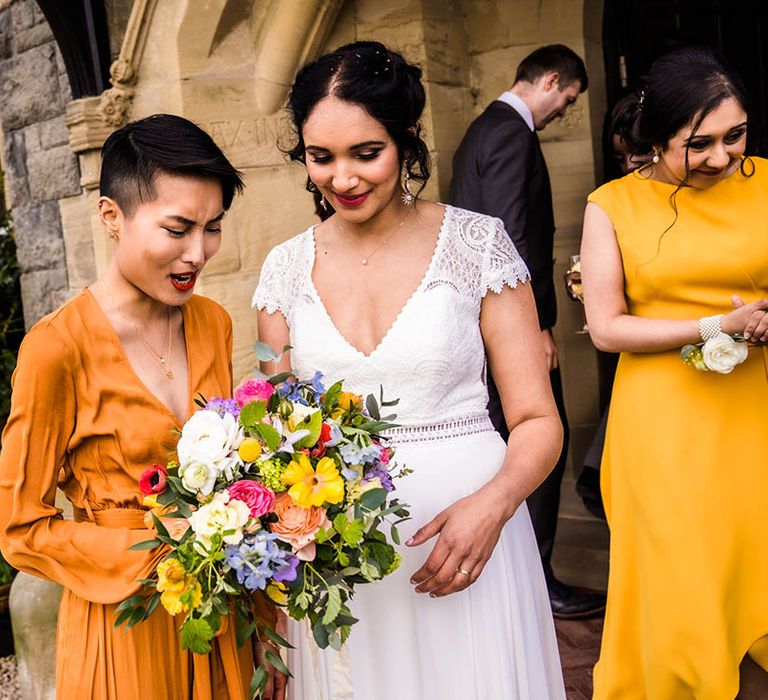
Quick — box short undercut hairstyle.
[99,114,244,217]
[514,44,588,92]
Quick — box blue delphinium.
[340,442,382,466]
[205,397,241,419]
[224,532,298,591]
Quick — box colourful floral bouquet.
[116,344,410,695]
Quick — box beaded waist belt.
[382,412,496,446]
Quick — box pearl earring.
[402,172,415,206]
[652,147,661,164]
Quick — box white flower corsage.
[681,332,748,374]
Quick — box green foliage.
[0,550,16,585]
[180,617,214,655]
[0,173,22,433]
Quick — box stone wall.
[0,0,80,328]
[460,0,606,466]
[0,0,605,467]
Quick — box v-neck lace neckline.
[85,288,193,426]
[307,205,451,360]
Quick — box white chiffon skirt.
[286,429,566,700]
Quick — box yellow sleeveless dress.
[588,160,768,700]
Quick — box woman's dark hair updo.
[285,41,430,217]
[633,46,749,157]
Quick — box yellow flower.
[159,578,202,616]
[142,494,160,509]
[338,392,362,411]
[265,581,288,605]
[282,454,344,508]
[238,437,262,463]
[157,558,186,594]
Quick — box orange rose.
[269,493,331,561]
[337,392,363,411]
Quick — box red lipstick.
[170,270,199,291]
[334,191,370,208]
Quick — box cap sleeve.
[481,216,531,297]
[251,232,309,319]
[587,180,618,223]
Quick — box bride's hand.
[406,488,513,597]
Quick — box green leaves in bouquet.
[180,617,214,655]
[293,408,323,449]
[252,342,292,379]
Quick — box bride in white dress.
[253,41,566,700]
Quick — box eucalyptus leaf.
[359,488,387,510]
[261,625,294,649]
[265,650,293,677]
[128,538,160,551]
[365,394,380,420]
[249,666,268,699]
[253,341,279,362]
[312,619,330,648]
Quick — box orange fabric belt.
[73,506,147,530]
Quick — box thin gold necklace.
[336,210,411,265]
[100,280,175,381]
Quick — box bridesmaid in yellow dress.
[0,115,279,699]
[581,47,768,699]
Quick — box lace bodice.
[252,206,529,426]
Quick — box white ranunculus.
[179,460,218,496]
[189,492,250,548]
[702,332,749,374]
[177,410,242,469]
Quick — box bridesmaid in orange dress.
[0,115,280,700]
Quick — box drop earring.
[402,171,415,206]
[652,146,661,164]
[320,194,329,211]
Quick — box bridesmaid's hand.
[406,489,513,597]
[256,640,287,700]
[725,295,768,343]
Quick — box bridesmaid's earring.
[652,147,661,164]
[320,195,329,211]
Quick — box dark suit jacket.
[449,100,557,329]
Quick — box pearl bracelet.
[698,314,724,343]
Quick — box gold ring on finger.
[457,567,471,577]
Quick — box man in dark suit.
[449,44,605,619]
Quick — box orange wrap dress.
[0,290,255,700]
[589,160,768,699]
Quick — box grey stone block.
[9,0,33,33]
[20,266,68,328]
[0,9,11,61]
[0,43,60,131]
[9,572,60,700]
[11,20,53,54]
[35,115,70,149]
[2,128,30,208]
[27,143,81,201]
[12,200,66,272]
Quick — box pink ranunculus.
[377,443,391,465]
[227,480,275,519]
[234,379,275,407]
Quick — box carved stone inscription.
[200,116,289,167]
